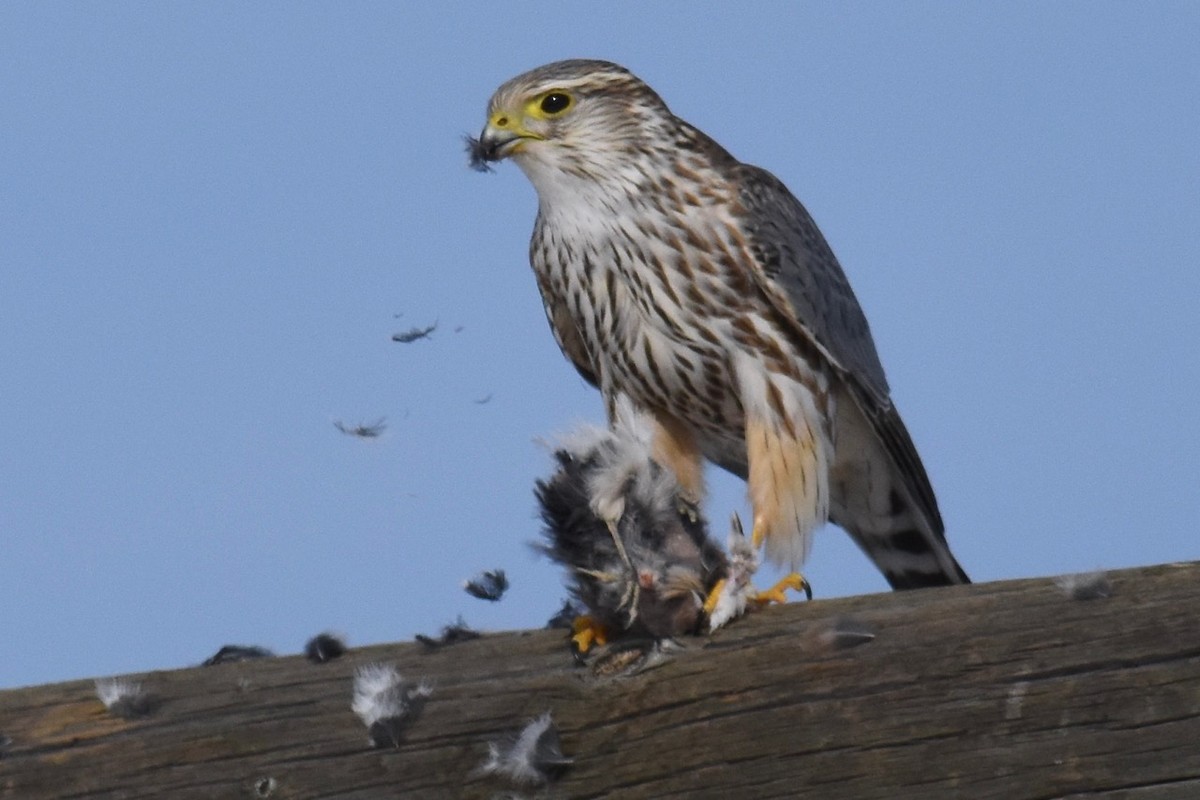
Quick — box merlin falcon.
[472,59,968,589]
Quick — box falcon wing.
[734,164,964,584]
[734,164,891,403]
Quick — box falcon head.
[469,59,673,194]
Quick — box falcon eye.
[539,92,572,115]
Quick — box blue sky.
[2,3,1197,690]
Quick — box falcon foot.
[751,573,812,606]
[570,615,611,654]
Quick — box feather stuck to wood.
[202,645,275,666]
[253,777,277,798]
[416,616,482,649]
[304,633,347,664]
[816,616,877,650]
[94,678,156,719]
[480,712,573,787]
[1055,571,1113,600]
[350,663,432,749]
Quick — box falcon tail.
[829,393,970,590]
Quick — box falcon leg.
[751,517,767,549]
[742,393,830,569]
[650,412,706,506]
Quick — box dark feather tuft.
[416,615,482,649]
[305,632,347,663]
[202,644,274,666]
[545,599,582,630]
[392,321,437,343]
[464,568,509,601]
[465,134,494,173]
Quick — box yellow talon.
[702,578,728,616]
[571,615,610,653]
[751,573,812,606]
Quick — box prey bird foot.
[605,519,635,570]
[676,499,698,524]
[701,578,728,617]
[675,491,702,523]
[619,580,640,626]
[602,518,640,624]
[571,615,611,654]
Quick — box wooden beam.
[3,562,1199,799]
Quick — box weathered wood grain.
[2,562,1198,799]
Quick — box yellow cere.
[488,110,515,129]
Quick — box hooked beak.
[470,127,520,164]
[466,112,541,172]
